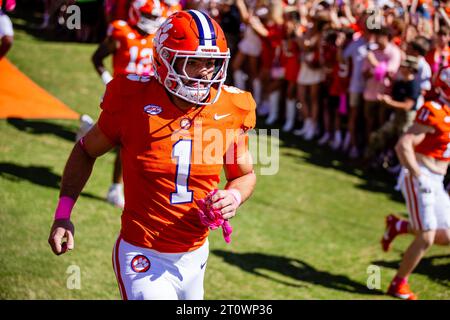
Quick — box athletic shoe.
[107,184,125,209]
[387,281,418,300]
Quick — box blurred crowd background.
[5,0,450,188]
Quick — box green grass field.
[1,23,449,300]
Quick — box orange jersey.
[107,20,156,77]
[98,75,256,253]
[415,100,450,161]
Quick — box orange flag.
[0,58,79,120]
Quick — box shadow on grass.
[212,249,384,296]
[258,116,404,204]
[373,254,450,288]
[7,118,76,142]
[0,162,104,202]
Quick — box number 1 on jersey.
[171,140,193,204]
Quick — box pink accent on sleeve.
[54,196,75,220]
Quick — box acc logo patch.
[131,255,151,273]
[144,104,162,115]
[180,118,191,130]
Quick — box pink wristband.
[54,196,75,220]
[227,189,242,207]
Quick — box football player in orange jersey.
[48,10,256,300]
[88,0,166,208]
[380,66,450,300]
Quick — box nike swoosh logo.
[200,261,207,269]
[214,113,231,121]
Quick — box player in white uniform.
[381,66,450,300]
[0,0,15,60]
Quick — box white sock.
[233,70,247,90]
[283,99,297,131]
[252,78,262,105]
[266,90,280,124]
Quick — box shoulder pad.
[222,86,256,112]
[100,76,155,113]
[429,101,442,110]
[107,20,130,39]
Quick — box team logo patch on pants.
[131,255,151,273]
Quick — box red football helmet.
[129,0,164,34]
[435,66,450,101]
[152,10,230,105]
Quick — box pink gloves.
[196,189,233,244]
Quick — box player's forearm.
[395,139,422,177]
[92,40,114,77]
[225,170,256,206]
[59,143,96,201]
[92,54,107,77]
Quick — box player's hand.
[416,174,432,194]
[210,190,240,220]
[48,219,75,256]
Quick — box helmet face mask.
[162,50,229,105]
[153,10,231,105]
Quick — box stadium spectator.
[250,0,284,126]
[280,7,301,132]
[341,10,373,158]
[364,55,421,166]
[362,26,401,155]
[293,11,328,141]
[232,0,264,110]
